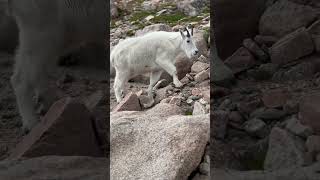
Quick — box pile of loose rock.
[212,0,320,179]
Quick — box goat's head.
[179,25,199,59]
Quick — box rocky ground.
[0,51,108,160]
[110,0,211,179]
[212,0,320,178]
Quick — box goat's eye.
[187,40,190,43]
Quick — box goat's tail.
[109,48,116,78]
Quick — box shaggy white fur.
[110,27,199,103]
[8,0,107,131]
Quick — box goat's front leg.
[148,70,163,97]
[156,59,183,88]
[11,27,62,132]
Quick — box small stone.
[199,162,209,175]
[186,98,193,104]
[191,61,209,73]
[285,117,313,138]
[243,38,269,62]
[199,98,207,105]
[112,92,142,112]
[194,69,209,82]
[244,118,267,138]
[139,95,155,109]
[198,55,208,63]
[169,96,182,106]
[306,135,320,154]
[262,89,290,108]
[193,102,206,115]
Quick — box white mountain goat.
[110,27,199,103]
[8,0,107,132]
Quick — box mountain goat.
[8,0,108,132]
[110,27,199,103]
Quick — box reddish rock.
[224,47,256,74]
[299,93,320,134]
[270,27,314,66]
[262,89,290,108]
[191,61,209,73]
[192,88,202,96]
[112,92,142,112]
[8,98,103,160]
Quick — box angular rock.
[306,135,320,155]
[194,69,209,82]
[112,92,141,112]
[191,61,209,73]
[8,98,102,160]
[243,38,269,62]
[251,108,286,121]
[244,118,268,138]
[202,89,210,103]
[228,111,244,128]
[225,47,256,74]
[299,93,320,134]
[212,110,229,139]
[285,117,313,139]
[139,95,155,109]
[270,27,314,66]
[254,35,278,47]
[264,127,306,171]
[211,55,235,87]
[259,0,318,38]
[111,104,209,179]
[284,99,299,115]
[193,101,206,115]
[169,96,182,106]
[247,63,278,80]
[262,89,290,108]
[0,156,107,180]
[272,60,316,82]
[308,20,320,52]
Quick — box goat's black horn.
[185,27,190,37]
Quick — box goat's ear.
[179,29,186,39]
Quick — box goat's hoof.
[173,82,183,88]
